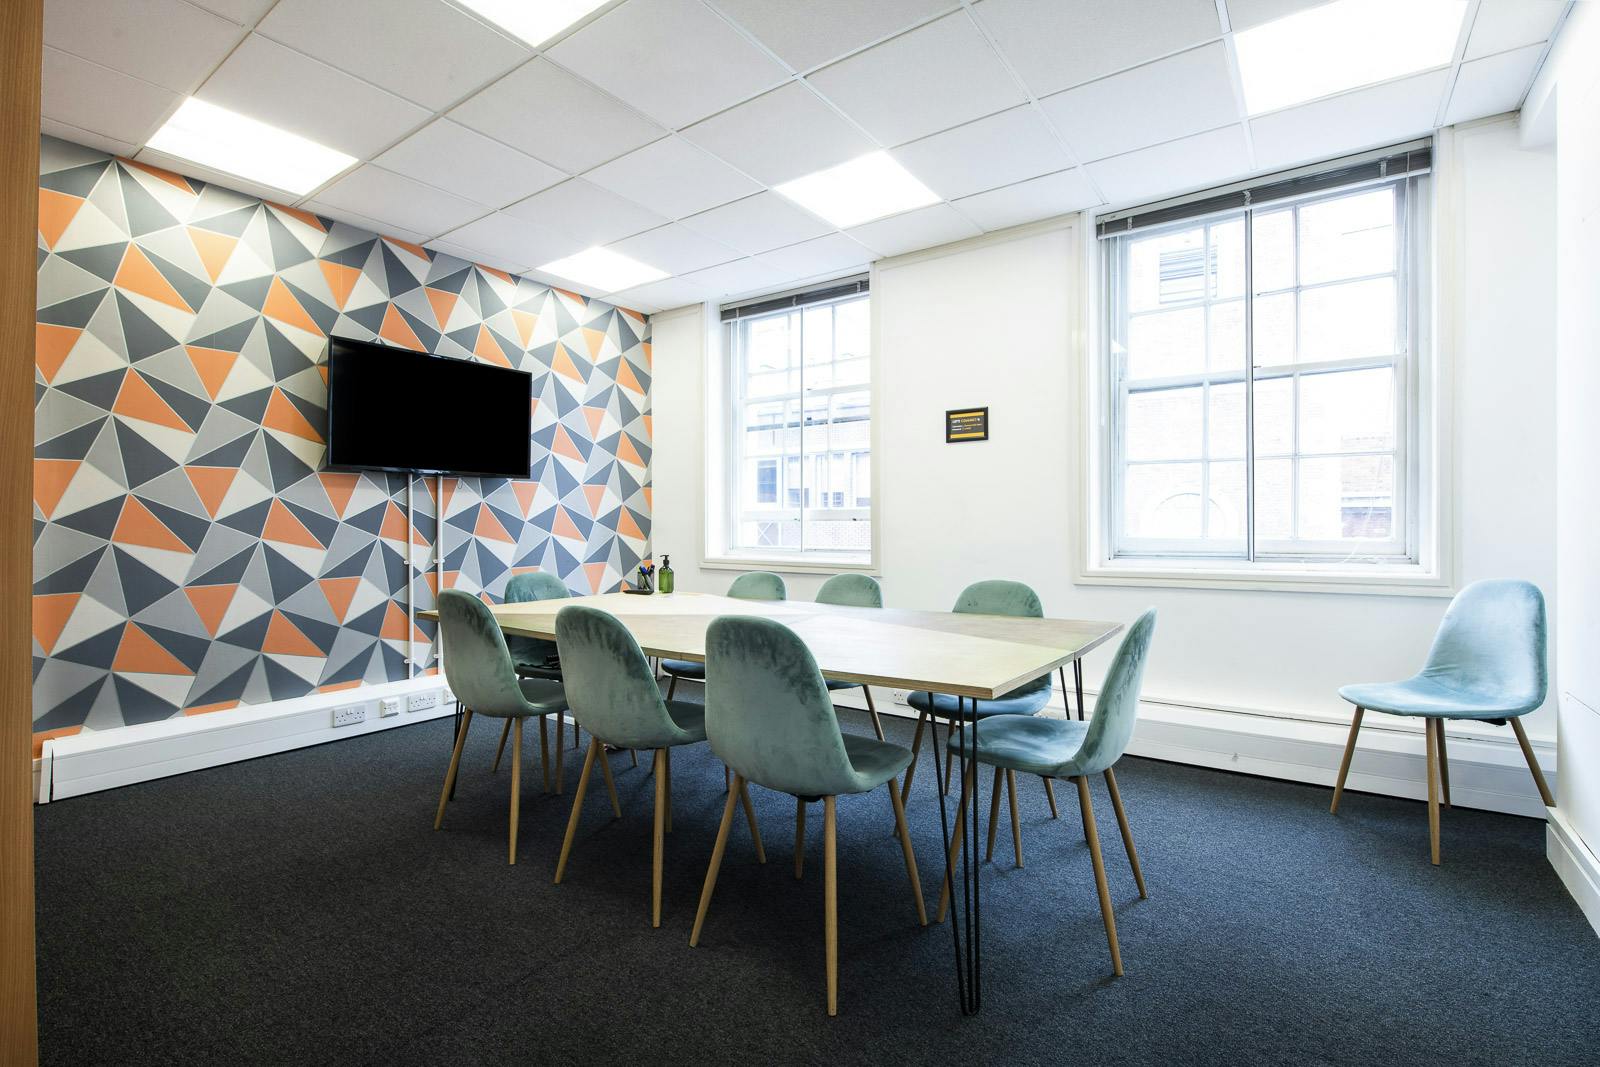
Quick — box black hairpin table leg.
[449,699,463,800]
[932,693,982,1015]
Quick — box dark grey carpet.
[34,706,1600,1066]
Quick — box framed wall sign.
[945,407,988,443]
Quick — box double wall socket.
[407,691,441,713]
[332,706,366,728]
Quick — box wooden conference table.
[426,590,1122,1014]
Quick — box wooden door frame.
[2,0,43,1062]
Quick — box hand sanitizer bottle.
[658,555,674,594]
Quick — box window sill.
[700,554,878,577]
[1077,559,1453,597]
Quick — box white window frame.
[1080,142,1452,596]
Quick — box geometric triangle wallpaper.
[32,136,652,742]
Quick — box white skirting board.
[1548,810,1600,939]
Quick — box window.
[1097,145,1431,572]
[720,282,872,563]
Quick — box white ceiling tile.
[1465,1,1567,60]
[546,0,790,128]
[845,203,981,257]
[425,239,527,279]
[432,213,585,270]
[681,82,875,185]
[195,35,431,159]
[377,119,565,210]
[603,275,713,315]
[807,12,1026,145]
[187,0,278,24]
[677,257,788,299]
[608,223,743,274]
[257,0,530,111]
[311,165,490,238]
[520,268,608,300]
[1039,43,1240,162]
[583,136,761,219]
[1250,69,1450,171]
[681,192,834,254]
[137,145,307,205]
[1224,0,1335,31]
[45,0,244,93]
[755,233,875,278]
[450,58,666,174]
[504,179,667,246]
[1444,43,1546,125]
[973,0,1222,97]
[890,105,1072,200]
[1086,125,1251,206]
[710,0,959,71]
[310,205,431,245]
[42,46,180,147]
[41,118,138,159]
[951,168,1102,230]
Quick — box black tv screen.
[325,336,533,478]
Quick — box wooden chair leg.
[738,780,767,864]
[824,794,838,1018]
[491,717,510,773]
[509,718,523,865]
[554,738,600,883]
[724,765,731,792]
[1425,716,1441,866]
[1330,707,1364,813]
[652,749,666,928]
[863,686,886,741]
[1007,768,1023,869]
[1435,718,1451,808]
[555,714,565,794]
[794,796,806,880]
[1103,767,1146,898]
[899,711,929,804]
[942,726,957,795]
[936,762,978,923]
[631,749,639,768]
[690,775,742,947]
[539,715,550,794]
[435,709,473,829]
[664,746,673,833]
[1076,776,1123,975]
[985,765,1003,862]
[1043,776,1059,819]
[1510,717,1555,807]
[666,674,678,701]
[889,778,927,925]
[599,745,623,820]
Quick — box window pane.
[1254,457,1293,540]
[1128,227,1206,312]
[1127,307,1204,379]
[1209,299,1244,371]
[1299,188,1395,286]
[1124,463,1203,539]
[1252,208,1294,292]
[836,299,869,360]
[1299,367,1395,454]
[1208,461,1247,541]
[1298,455,1395,541]
[804,518,871,552]
[1126,386,1203,461]
[1252,291,1295,365]
[1299,277,1396,362]
[1208,381,1246,459]
[1211,219,1245,300]
[740,518,801,549]
[1254,376,1294,455]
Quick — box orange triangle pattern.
[319,261,360,310]
[379,501,409,542]
[263,277,322,335]
[615,359,644,395]
[425,287,457,329]
[114,370,191,432]
[473,504,515,544]
[32,592,80,654]
[583,563,609,594]
[184,466,237,517]
[185,346,237,400]
[551,424,583,462]
[123,158,193,193]
[318,472,358,517]
[184,585,236,636]
[550,343,584,383]
[319,577,359,622]
[582,327,607,360]
[38,189,83,250]
[615,433,645,468]
[380,602,411,641]
[113,623,193,675]
[33,459,79,518]
[113,496,192,554]
[582,407,605,438]
[511,309,537,347]
[380,303,424,350]
[263,611,322,657]
[551,507,582,541]
[582,485,606,517]
[512,482,538,518]
[473,325,511,368]
[114,244,192,312]
[187,227,237,282]
[35,323,81,383]
[264,388,323,442]
[614,507,645,541]
[264,499,324,548]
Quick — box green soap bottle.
[657,554,674,594]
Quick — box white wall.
[649,117,1558,808]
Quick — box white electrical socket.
[890,689,911,705]
[378,698,401,718]
[407,691,440,713]
[332,706,366,728]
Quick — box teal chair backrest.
[816,573,882,608]
[555,605,691,748]
[728,571,786,601]
[705,615,856,797]
[439,590,528,717]
[504,571,569,665]
[953,580,1049,696]
[1074,608,1157,775]
[1420,579,1547,711]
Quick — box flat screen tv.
[325,336,533,478]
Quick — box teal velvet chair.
[815,574,887,741]
[490,572,576,786]
[660,571,787,699]
[433,590,568,865]
[902,580,1062,860]
[552,605,765,927]
[1330,579,1553,865]
[942,608,1156,977]
[689,615,926,1017]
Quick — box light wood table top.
[421,592,1122,700]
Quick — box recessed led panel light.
[536,247,668,292]
[455,0,610,48]
[773,151,941,228]
[1234,0,1468,114]
[146,98,357,196]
